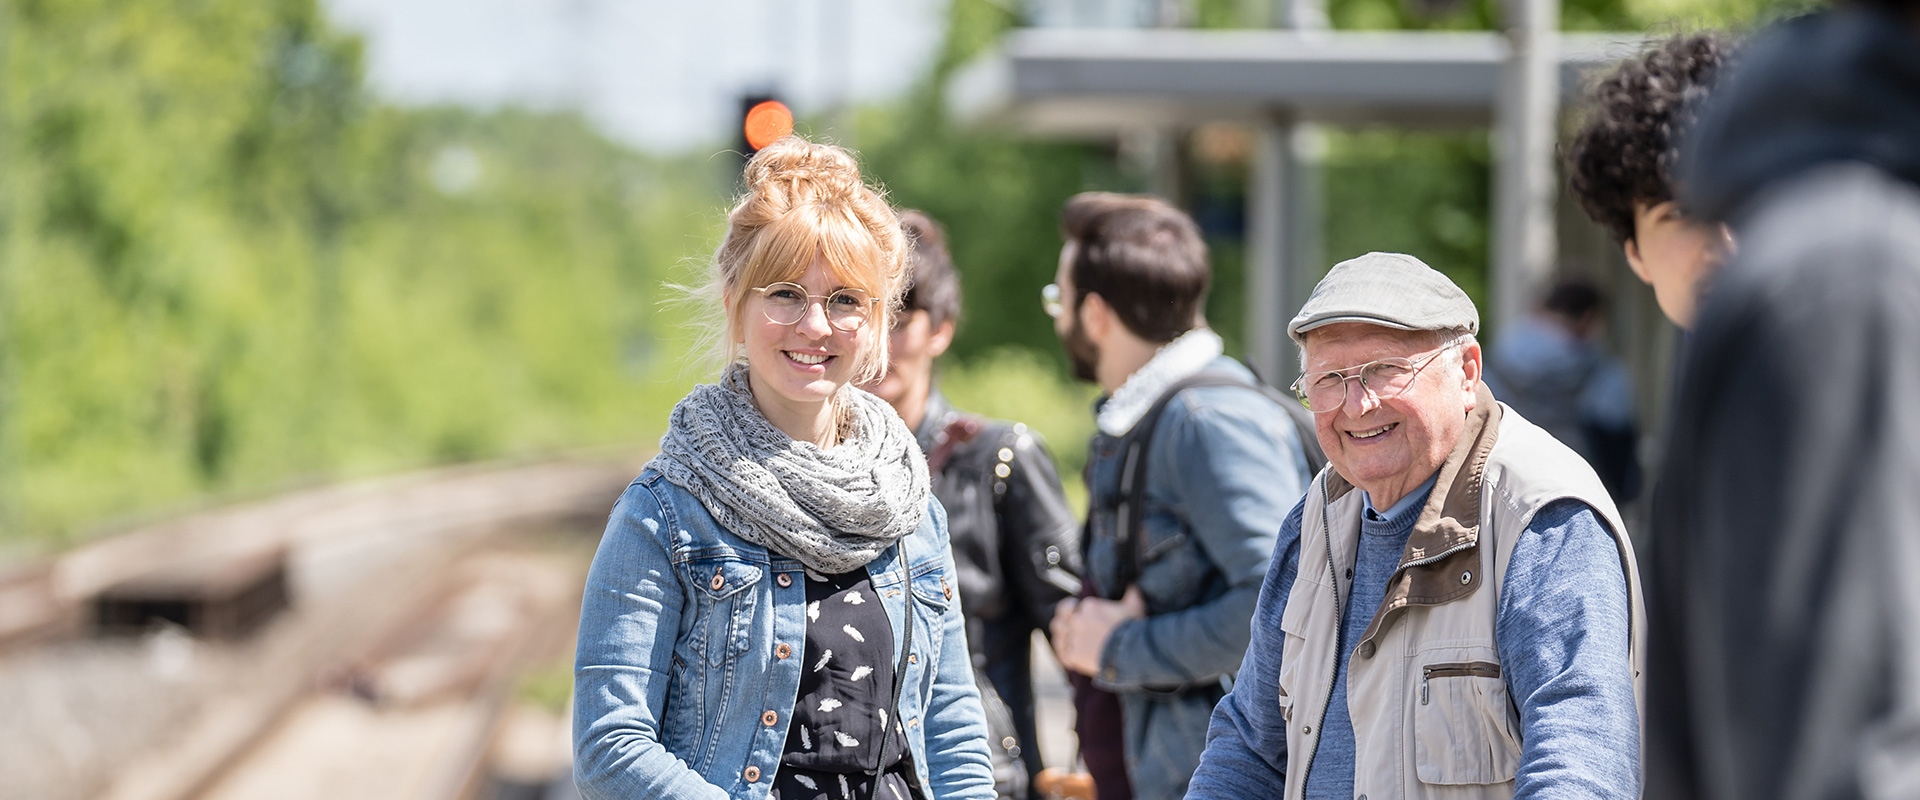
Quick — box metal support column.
[1247,117,1291,383]
[1244,0,1325,385]
[1491,0,1559,335]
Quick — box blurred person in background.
[1482,278,1641,504]
[1566,32,1738,329]
[863,210,1083,800]
[1189,253,1645,800]
[572,136,994,800]
[1646,1,1920,797]
[1044,192,1311,800]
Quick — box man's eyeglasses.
[1288,336,1471,413]
[1041,283,1064,319]
[750,282,878,332]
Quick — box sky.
[321,0,949,154]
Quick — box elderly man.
[1188,252,1646,800]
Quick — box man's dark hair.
[1542,278,1604,321]
[898,210,962,328]
[1060,192,1209,344]
[1567,32,1733,244]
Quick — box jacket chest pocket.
[685,557,762,667]
[907,566,952,663]
[1133,508,1203,607]
[1412,660,1521,786]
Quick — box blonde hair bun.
[742,136,866,205]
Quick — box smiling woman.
[573,135,996,800]
[707,137,906,445]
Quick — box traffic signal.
[738,94,794,156]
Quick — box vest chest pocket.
[685,557,762,667]
[1273,583,1320,724]
[1412,661,1521,786]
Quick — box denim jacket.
[573,471,997,800]
[1083,356,1310,800]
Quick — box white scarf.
[1095,328,1226,436]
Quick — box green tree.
[0,0,721,545]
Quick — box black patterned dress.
[772,568,924,800]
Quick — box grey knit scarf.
[646,364,930,574]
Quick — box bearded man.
[1044,192,1312,800]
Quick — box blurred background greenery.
[0,0,1797,548]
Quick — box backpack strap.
[1110,369,1327,595]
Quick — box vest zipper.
[1298,481,1343,793]
[1420,661,1502,704]
[1391,539,1475,582]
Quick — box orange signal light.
[744,100,795,151]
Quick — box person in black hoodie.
[1647,3,1920,798]
[863,210,1083,800]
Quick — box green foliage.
[1324,0,1797,32]
[854,0,1112,368]
[857,107,1107,365]
[0,0,1815,549]
[0,0,721,544]
[1322,130,1493,311]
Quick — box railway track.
[0,457,638,800]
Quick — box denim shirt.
[1082,356,1311,800]
[572,471,997,800]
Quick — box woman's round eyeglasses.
[1288,336,1470,413]
[750,282,878,332]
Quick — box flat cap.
[1287,252,1479,344]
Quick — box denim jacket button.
[710,573,725,592]
[762,710,778,726]
[776,643,792,659]
[908,653,918,664]
[744,766,762,782]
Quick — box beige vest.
[1277,393,1646,800]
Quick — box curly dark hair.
[1567,33,1734,244]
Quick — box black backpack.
[1109,368,1327,593]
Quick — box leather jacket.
[916,389,1083,800]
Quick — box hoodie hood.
[1680,7,1920,223]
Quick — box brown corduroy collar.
[1320,382,1502,658]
